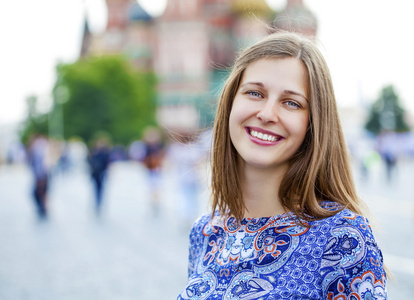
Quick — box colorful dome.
[231,0,273,17]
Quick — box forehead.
[241,57,308,94]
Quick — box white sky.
[303,0,414,118]
[0,0,106,125]
[1,0,413,126]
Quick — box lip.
[245,126,284,146]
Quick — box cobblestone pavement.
[0,158,413,299]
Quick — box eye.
[246,90,263,98]
[284,100,300,109]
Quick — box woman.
[178,32,387,299]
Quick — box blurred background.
[0,0,413,299]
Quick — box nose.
[256,101,279,123]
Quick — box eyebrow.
[240,81,308,101]
[284,90,308,102]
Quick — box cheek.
[229,98,251,126]
[298,116,310,140]
[288,114,309,141]
[228,101,242,131]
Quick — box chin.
[242,158,287,171]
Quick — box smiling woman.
[229,58,309,179]
[177,31,387,300]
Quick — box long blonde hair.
[211,31,364,222]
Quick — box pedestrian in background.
[377,131,399,182]
[27,133,51,219]
[167,132,207,227]
[178,32,387,299]
[88,135,111,214]
[142,126,165,214]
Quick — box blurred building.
[82,0,154,70]
[274,0,317,37]
[81,0,317,134]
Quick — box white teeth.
[250,130,279,142]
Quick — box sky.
[0,0,107,125]
[1,0,414,126]
[300,0,414,120]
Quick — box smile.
[249,129,282,142]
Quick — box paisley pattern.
[178,202,387,299]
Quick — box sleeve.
[187,223,198,278]
[187,215,210,278]
[320,212,387,299]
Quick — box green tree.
[19,95,49,145]
[51,55,157,145]
[365,85,410,135]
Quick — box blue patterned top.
[177,202,387,299]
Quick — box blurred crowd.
[2,128,414,221]
[1,127,212,222]
[348,131,414,184]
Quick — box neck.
[240,164,288,218]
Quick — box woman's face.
[228,57,309,172]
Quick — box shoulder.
[188,213,214,243]
[316,203,387,299]
[190,213,213,231]
[319,203,379,249]
[314,202,382,272]
[186,213,216,277]
[312,201,373,234]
